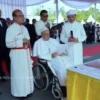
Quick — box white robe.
[6,23,34,97]
[35,20,52,36]
[60,21,87,66]
[33,38,73,86]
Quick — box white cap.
[41,27,49,34]
[66,10,76,16]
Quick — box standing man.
[32,19,37,25]
[24,18,37,48]
[60,10,87,66]
[6,18,11,27]
[6,9,34,100]
[0,9,9,81]
[35,10,52,38]
[87,22,95,43]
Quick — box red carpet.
[83,44,100,56]
[2,44,100,74]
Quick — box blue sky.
[27,0,100,16]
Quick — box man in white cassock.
[6,9,34,100]
[61,10,87,66]
[35,10,52,37]
[33,27,73,100]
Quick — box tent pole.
[94,3,96,23]
[55,0,59,24]
[94,3,97,42]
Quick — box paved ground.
[0,53,100,100]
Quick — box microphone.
[70,30,74,38]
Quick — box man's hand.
[68,38,79,43]
[52,52,58,58]
[68,37,73,42]
[74,38,79,43]
[46,22,50,28]
[23,38,29,44]
[59,52,66,56]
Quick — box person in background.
[25,18,37,48]
[6,18,11,27]
[0,9,10,81]
[57,23,64,43]
[32,19,37,25]
[60,10,87,66]
[24,19,31,32]
[90,22,95,42]
[35,10,52,38]
[6,9,34,100]
[31,19,37,48]
[83,22,88,43]
[50,26,57,39]
[11,20,14,24]
[86,22,95,43]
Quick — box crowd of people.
[0,8,87,100]
[83,21,100,43]
[83,22,95,43]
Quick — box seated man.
[33,27,73,100]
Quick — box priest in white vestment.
[6,9,34,100]
[33,27,73,100]
[35,10,52,37]
[61,10,87,66]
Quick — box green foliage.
[59,7,66,18]
[34,5,44,16]
[48,8,56,22]
[33,6,100,22]
[76,7,100,22]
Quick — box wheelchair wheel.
[33,63,49,91]
[52,87,62,99]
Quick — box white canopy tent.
[81,19,85,24]
[0,0,99,20]
[54,13,64,23]
[87,15,95,23]
[96,21,100,24]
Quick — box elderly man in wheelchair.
[32,27,73,100]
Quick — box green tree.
[33,6,100,23]
[34,5,44,16]
[59,7,66,19]
[76,7,100,22]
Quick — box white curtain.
[0,0,26,19]
[61,0,93,9]
[26,0,50,6]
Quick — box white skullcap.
[66,10,76,16]
[41,27,49,34]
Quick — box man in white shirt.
[35,10,51,38]
[60,10,87,66]
[6,9,34,100]
[33,27,73,100]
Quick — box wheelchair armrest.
[38,58,47,64]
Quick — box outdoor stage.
[0,42,100,100]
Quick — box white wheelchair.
[32,57,63,99]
